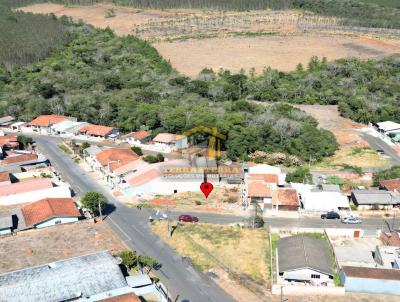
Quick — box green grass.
[361,0,400,8]
[58,144,71,154]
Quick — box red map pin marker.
[200,182,213,198]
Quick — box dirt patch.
[0,220,127,274]
[19,3,400,77]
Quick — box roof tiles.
[380,179,400,193]
[30,115,70,127]
[96,148,139,169]
[21,197,81,227]
[79,124,114,137]
[277,188,299,207]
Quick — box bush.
[143,153,164,163]
[325,176,345,187]
[118,250,137,268]
[131,146,143,156]
[285,166,313,184]
[253,215,264,228]
[16,135,33,149]
[373,166,400,186]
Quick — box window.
[311,274,320,279]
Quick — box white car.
[341,216,362,224]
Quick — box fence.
[272,284,345,296]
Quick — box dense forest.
[0,21,337,162]
[3,0,400,29]
[0,2,71,68]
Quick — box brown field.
[20,3,400,77]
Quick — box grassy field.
[313,146,390,170]
[151,222,269,284]
[362,0,400,8]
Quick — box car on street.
[341,216,362,224]
[178,214,199,223]
[321,211,340,219]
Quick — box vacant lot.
[0,220,126,273]
[20,3,400,76]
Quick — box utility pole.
[280,286,288,302]
[98,199,103,221]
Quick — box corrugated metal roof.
[0,251,128,302]
[351,190,400,205]
[278,234,334,276]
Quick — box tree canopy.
[81,191,107,214]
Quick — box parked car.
[178,214,199,223]
[321,211,340,219]
[341,216,362,224]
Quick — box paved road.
[33,135,236,302]
[359,132,400,166]
[31,135,397,301]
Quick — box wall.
[341,274,400,295]
[35,217,78,229]
[272,284,345,296]
[282,268,331,283]
[0,227,11,235]
[0,185,71,206]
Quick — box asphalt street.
[32,135,397,301]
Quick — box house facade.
[26,115,76,135]
[152,133,188,151]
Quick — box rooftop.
[1,153,38,166]
[153,133,179,143]
[99,292,141,302]
[85,145,103,157]
[380,179,400,193]
[0,116,15,125]
[352,190,400,205]
[342,266,400,280]
[80,124,114,137]
[278,234,334,276]
[96,148,140,170]
[0,171,10,182]
[0,251,128,302]
[0,135,18,147]
[377,121,400,132]
[247,180,271,197]
[21,198,81,227]
[0,178,53,197]
[277,188,299,207]
[29,115,70,127]
[247,173,279,184]
[50,120,87,133]
[130,130,151,140]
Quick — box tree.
[285,166,313,184]
[372,166,400,186]
[16,135,33,149]
[131,146,143,156]
[118,250,137,269]
[139,255,158,273]
[81,192,107,215]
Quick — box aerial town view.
[0,0,400,301]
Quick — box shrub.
[81,192,107,214]
[131,146,143,156]
[118,250,137,268]
[285,166,313,184]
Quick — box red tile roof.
[342,266,400,280]
[380,179,400,192]
[127,168,161,186]
[380,231,400,246]
[0,135,18,148]
[0,178,52,196]
[277,188,299,207]
[248,181,271,197]
[0,172,10,182]
[30,115,70,127]
[21,197,81,227]
[79,124,114,137]
[96,148,140,170]
[131,130,151,140]
[100,293,141,302]
[1,153,38,165]
[247,173,279,184]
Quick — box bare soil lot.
[0,220,126,273]
[20,3,400,76]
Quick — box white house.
[152,133,188,151]
[278,234,334,285]
[377,121,400,134]
[50,120,88,137]
[21,197,81,229]
[26,115,76,135]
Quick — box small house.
[124,130,151,144]
[351,190,400,210]
[152,133,188,150]
[27,115,75,134]
[340,266,400,295]
[78,124,118,139]
[278,234,334,284]
[381,231,400,246]
[380,179,400,193]
[21,197,81,229]
[50,120,88,137]
[275,188,299,211]
[376,121,400,135]
[0,116,15,128]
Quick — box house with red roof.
[123,130,152,144]
[380,179,400,193]
[78,123,118,139]
[27,115,76,134]
[21,197,81,229]
[275,188,299,211]
[94,148,145,189]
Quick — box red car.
[178,214,199,223]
